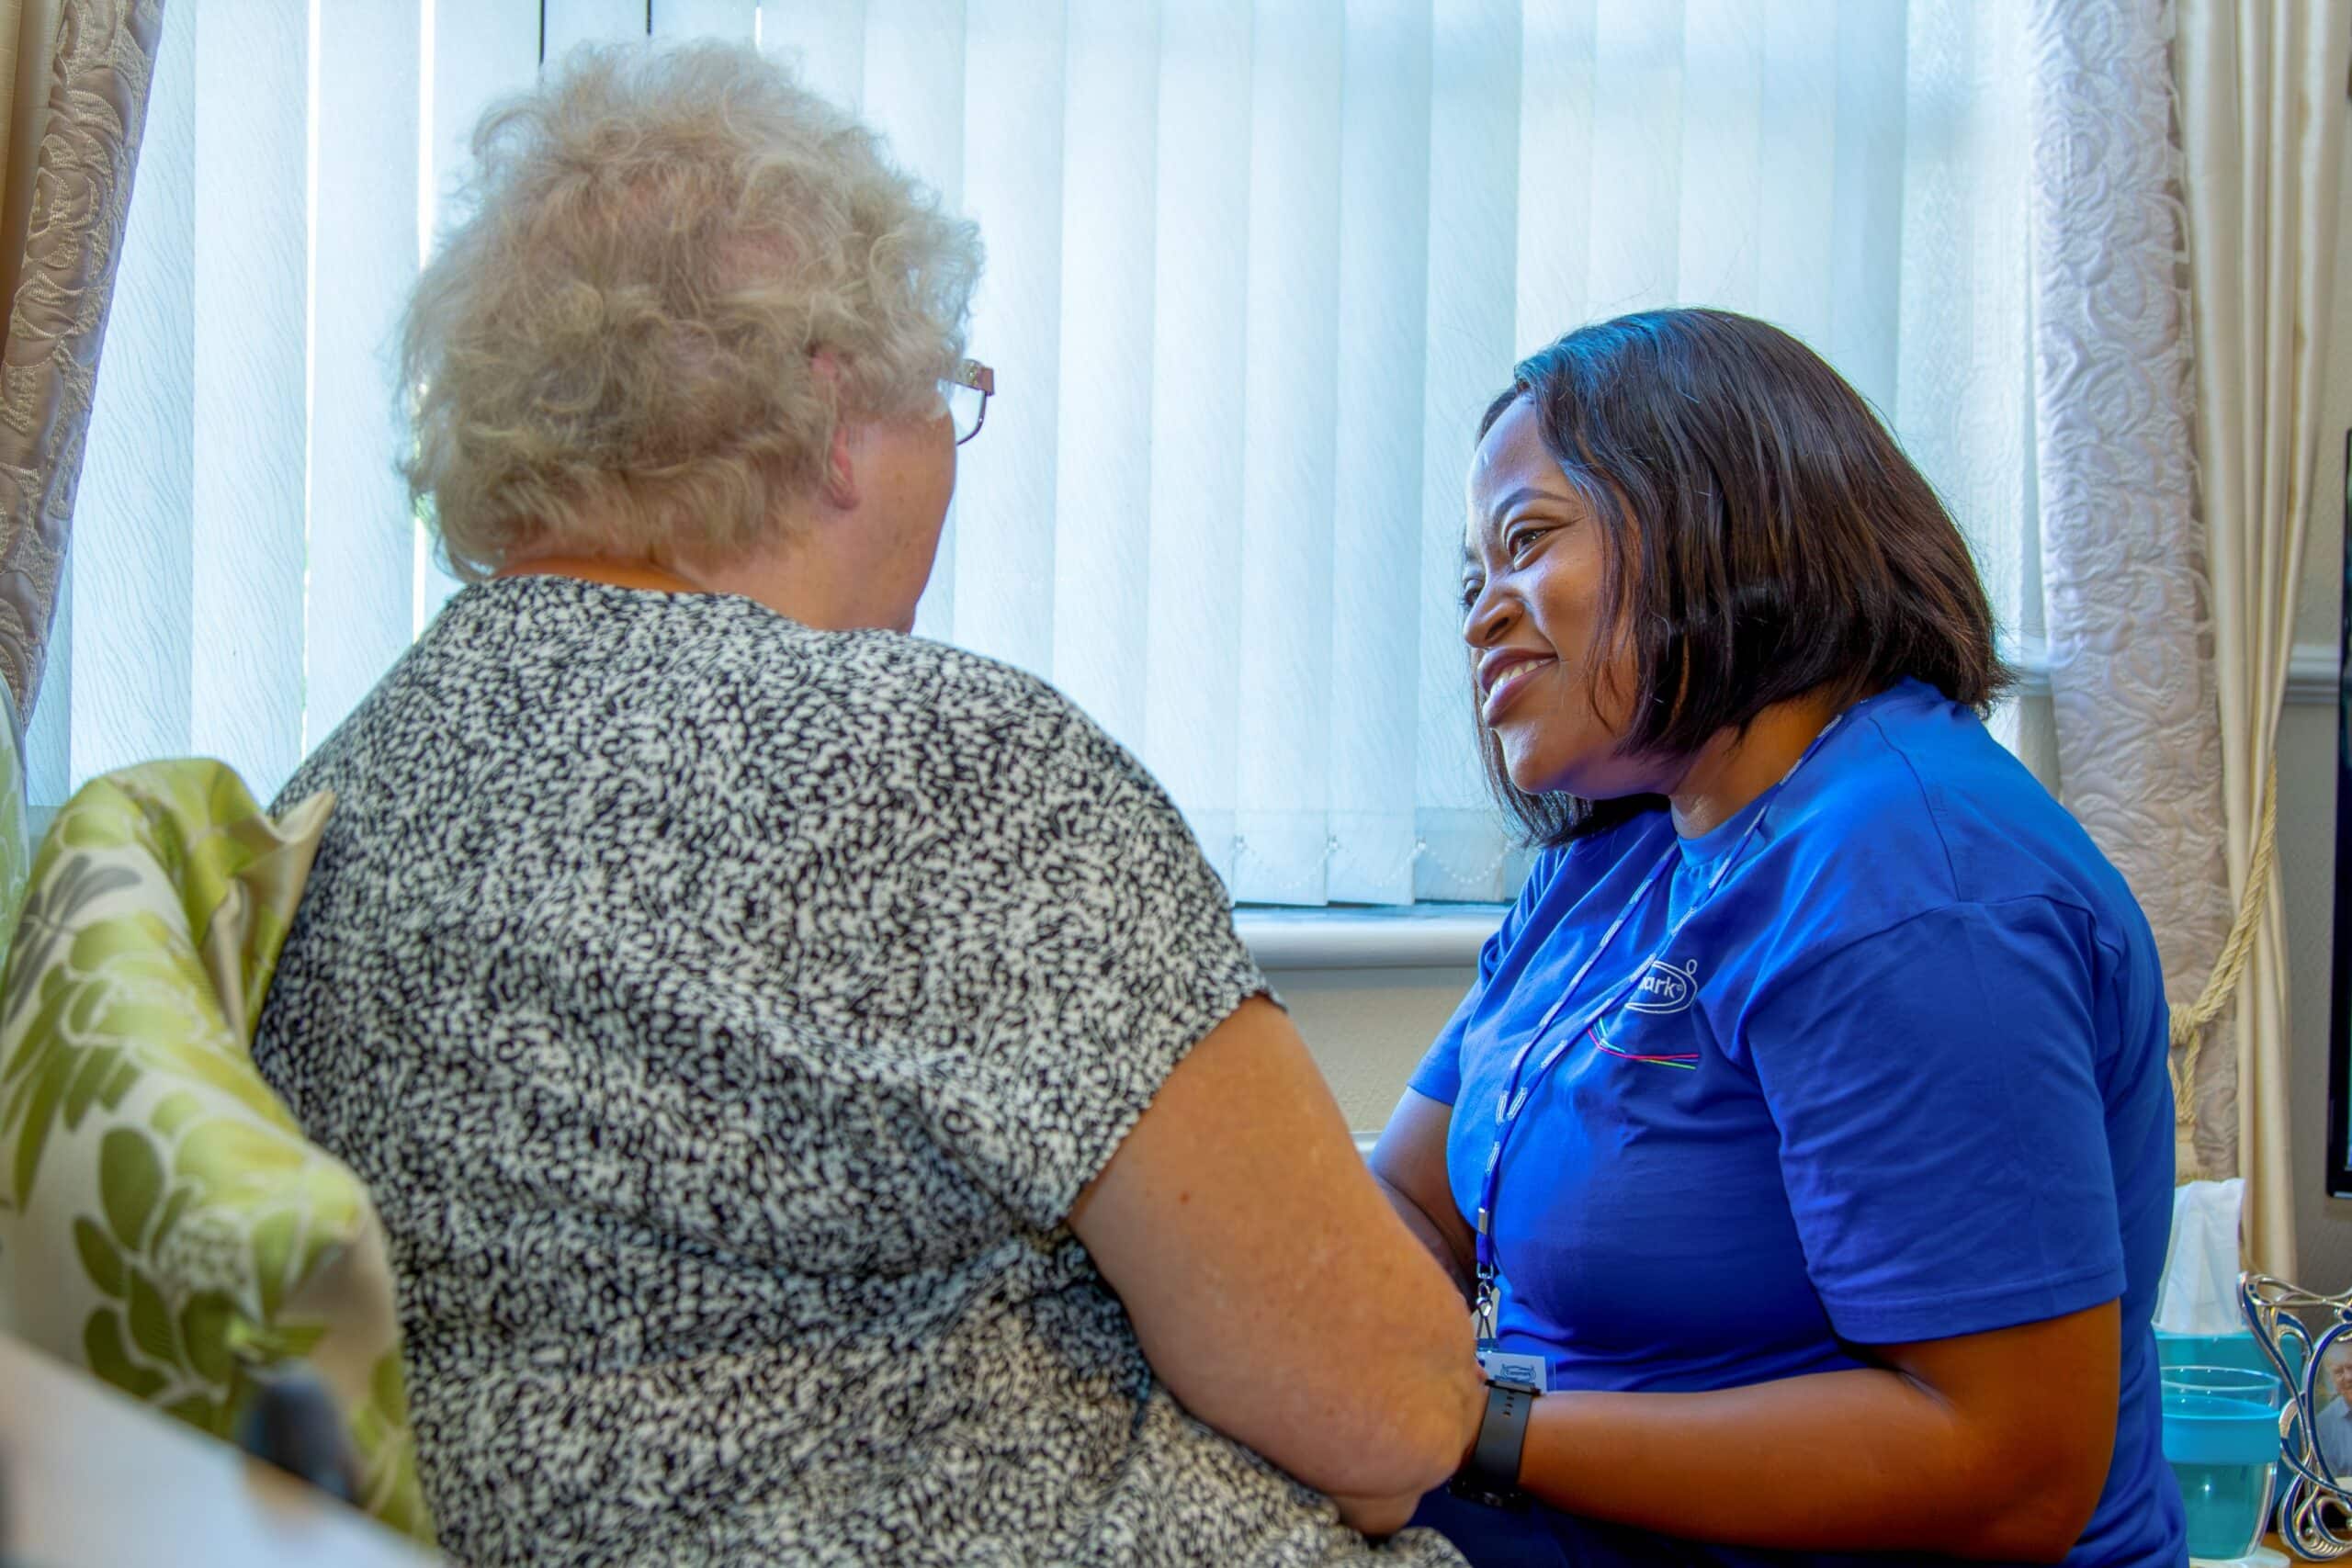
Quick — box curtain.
[0,2,62,364]
[35,0,447,812]
[0,0,161,733]
[891,0,2042,905]
[2026,0,2233,1181]
[44,0,2043,910]
[2173,0,2349,1278]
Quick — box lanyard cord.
[1471,714,1850,1334]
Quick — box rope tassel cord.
[2169,754,2279,1183]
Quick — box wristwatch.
[1447,1376,1538,1509]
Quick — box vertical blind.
[44,0,2037,907]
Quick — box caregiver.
[1373,309,2180,1567]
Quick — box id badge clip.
[1471,1267,1543,1388]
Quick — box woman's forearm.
[1371,1174,1473,1303]
[1516,1367,2086,1562]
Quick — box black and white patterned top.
[254,579,1462,1568]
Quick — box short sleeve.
[1735,897,2127,1344]
[1407,849,1565,1108]
[908,676,1267,1231]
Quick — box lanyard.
[1470,715,1849,1341]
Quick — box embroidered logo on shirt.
[1625,957,1699,1015]
[1592,958,1702,1069]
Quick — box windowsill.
[2013,636,2338,702]
[1235,903,1507,970]
[2284,643,2341,704]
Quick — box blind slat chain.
[1227,833,1518,902]
[2169,753,2279,1182]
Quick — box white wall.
[2284,696,2344,1287]
[1278,965,1472,1134]
[2281,141,2352,1291]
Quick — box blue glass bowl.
[2156,1328,2302,1388]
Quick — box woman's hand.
[1513,1300,2120,1562]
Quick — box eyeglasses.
[944,358,994,446]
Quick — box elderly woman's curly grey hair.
[401,41,981,580]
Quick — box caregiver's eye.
[1507,525,1550,559]
[1460,577,1483,612]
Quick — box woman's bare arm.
[1367,1089,1476,1301]
[1069,1000,1484,1529]
[1514,1301,2120,1562]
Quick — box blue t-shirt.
[1408,681,2180,1567]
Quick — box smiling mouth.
[1482,656,1555,721]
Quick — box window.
[49,0,2037,907]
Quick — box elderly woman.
[253,43,1479,1567]
[1374,310,2179,1566]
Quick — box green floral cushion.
[0,761,432,1544]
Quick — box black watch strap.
[1449,1379,1536,1509]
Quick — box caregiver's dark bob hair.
[1478,308,2011,846]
